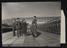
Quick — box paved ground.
[2,30,60,47]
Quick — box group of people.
[12,16,38,38]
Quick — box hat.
[34,16,36,18]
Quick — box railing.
[37,19,60,34]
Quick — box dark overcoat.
[22,22,27,34]
[31,18,37,36]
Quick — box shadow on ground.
[26,31,41,38]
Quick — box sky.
[2,2,61,20]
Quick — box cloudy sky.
[2,2,61,20]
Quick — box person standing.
[12,19,16,36]
[22,19,27,36]
[16,18,21,37]
[31,16,37,37]
[20,19,24,36]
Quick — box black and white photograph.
[2,2,61,47]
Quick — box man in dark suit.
[20,19,24,36]
[16,18,21,37]
[12,19,16,36]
